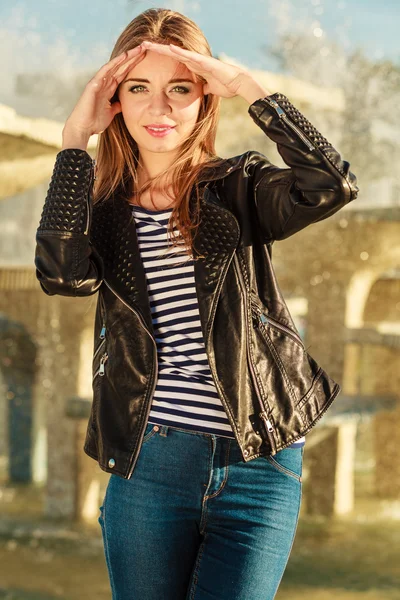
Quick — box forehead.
[125,51,196,82]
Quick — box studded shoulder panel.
[37,149,94,234]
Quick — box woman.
[34,7,359,600]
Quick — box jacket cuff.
[37,148,95,234]
[248,93,359,200]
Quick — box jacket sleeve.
[246,92,359,243]
[34,148,104,296]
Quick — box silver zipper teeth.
[102,279,158,479]
[265,98,316,152]
[251,302,305,349]
[84,159,96,236]
[232,254,277,453]
[93,337,106,363]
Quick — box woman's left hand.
[140,40,251,98]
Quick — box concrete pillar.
[304,428,339,517]
[75,325,109,524]
[334,420,358,515]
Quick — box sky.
[0,0,398,117]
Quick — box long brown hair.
[94,8,226,257]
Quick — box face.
[118,49,204,162]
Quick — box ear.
[111,101,122,117]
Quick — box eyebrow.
[123,77,195,85]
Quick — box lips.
[144,125,176,138]
[144,125,176,130]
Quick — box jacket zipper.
[93,352,108,380]
[232,254,277,453]
[99,288,106,339]
[265,97,316,152]
[250,302,305,350]
[102,279,158,479]
[93,337,106,363]
[92,290,107,362]
[198,199,250,451]
[84,159,96,236]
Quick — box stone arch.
[0,313,37,482]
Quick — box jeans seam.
[187,533,208,600]
[270,480,303,597]
[199,438,214,535]
[204,439,232,500]
[102,483,118,599]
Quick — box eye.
[128,85,190,94]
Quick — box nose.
[147,91,172,115]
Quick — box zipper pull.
[259,410,277,453]
[259,411,274,432]
[100,323,106,339]
[99,353,108,376]
[265,97,285,117]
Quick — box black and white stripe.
[132,204,305,448]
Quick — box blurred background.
[0,0,399,598]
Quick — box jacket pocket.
[265,446,303,482]
[250,302,323,409]
[251,302,305,351]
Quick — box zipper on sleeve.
[84,159,96,236]
[264,97,316,152]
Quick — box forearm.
[62,124,91,151]
[237,75,274,105]
[35,149,103,296]
[246,92,359,242]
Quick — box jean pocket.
[142,423,159,445]
[266,447,303,482]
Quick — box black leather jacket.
[34,92,359,479]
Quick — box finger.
[109,46,147,77]
[113,52,147,83]
[143,41,204,62]
[91,48,145,91]
[141,42,209,74]
[99,52,146,101]
[97,46,143,79]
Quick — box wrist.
[62,124,91,151]
[237,75,274,106]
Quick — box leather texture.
[34,92,359,479]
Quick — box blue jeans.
[98,422,303,600]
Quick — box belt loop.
[160,425,169,437]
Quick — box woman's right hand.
[62,45,146,149]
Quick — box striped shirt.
[131,204,305,449]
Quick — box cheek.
[180,98,202,124]
[120,103,141,128]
